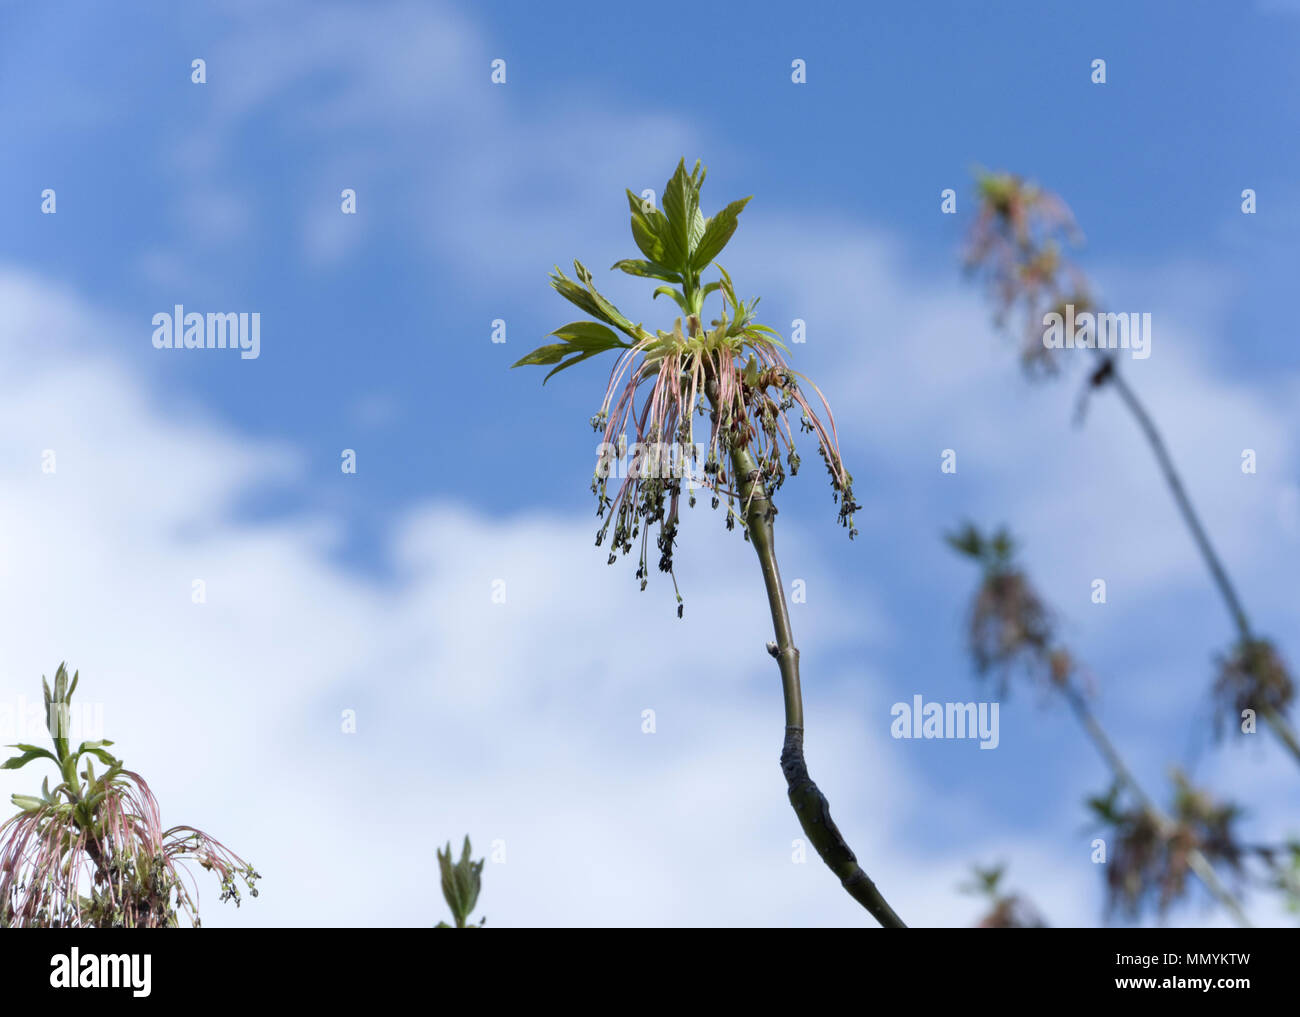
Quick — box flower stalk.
[1100,362,1300,764]
[728,434,905,927]
[515,160,904,926]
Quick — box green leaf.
[8,742,51,754]
[691,197,751,269]
[511,343,572,368]
[652,286,691,314]
[715,264,739,309]
[610,259,681,283]
[512,320,630,380]
[689,206,706,253]
[944,524,984,560]
[548,321,629,351]
[53,664,68,705]
[437,836,484,927]
[661,159,699,269]
[626,190,668,265]
[11,794,44,813]
[1,746,57,770]
[543,348,606,384]
[549,263,640,339]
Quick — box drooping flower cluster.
[586,275,854,604]
[0,665,259,928]
[1088,774,1244,919]
[1212,637,1295,734]
[964,170,1090,376]
[949,526,1259,922]
[515,161,857,614]
[946,523,1072,695]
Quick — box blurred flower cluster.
[1213,637,1295,735]
[946,522,1074,695]
[961,863,1049,928]
[964,170,1090,376]
[1087,775,1244,919]
[945,525,1291,922]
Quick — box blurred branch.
[964,170,1300,768]
[948,527,1252,926]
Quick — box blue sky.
[0,0,1297,926]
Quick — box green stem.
[726,437,906,928]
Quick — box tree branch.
[1102,361,1300,766]
[728,439,906,928]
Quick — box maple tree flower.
[1089,773,1244,920]
[964,170,1089,376]
[512,160,902,928]
[0,664,258,928]
[514,160,857,615]
[1213,637,1295,735]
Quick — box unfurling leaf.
[436,835,485,928]
[1,745,57,770]
[610,259,681,282]
[512,320,631,383]
[691,196,751,269]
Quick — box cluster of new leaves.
[959,863,1048,928]
[435,836,484,928]
[513,160,857,614]
[0,665,259,927]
